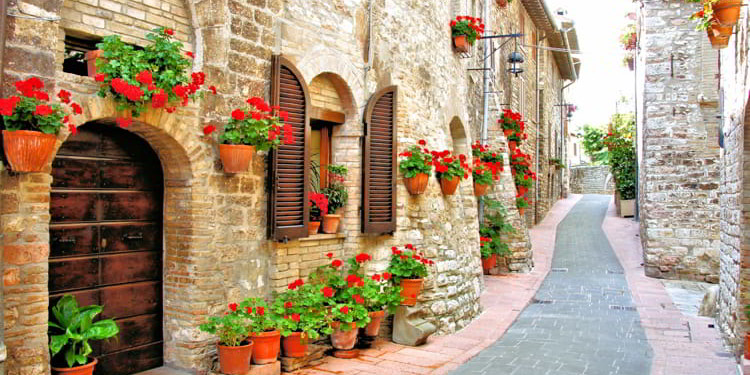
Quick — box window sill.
[299,233,347,242]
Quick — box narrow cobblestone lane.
[453,195,652,375]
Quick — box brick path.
[453,195,652,375]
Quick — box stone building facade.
[0,0,577,374]
[569,165,614,195]
[636,0,721,283]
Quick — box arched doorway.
[48,122,164,374]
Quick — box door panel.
[49,124,164,375]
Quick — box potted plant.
[479,197,515,274]
[433,151,470,195]
[273,281,331,358]
[744,304,750,359]
[321,164,349,233]
[507,131,528,152]
[472,160,494,197]
[328,302,370,350]
[623,55,635,71]
[308,193,328,235]
[603,128,636,218]
[498,109,523,138]
[450,16,485,53]
[94,28,214,126]
[48,295,119,375]
[199,303,254,375]
[516,196,530,216]
[240,297,282,365]
[496,0,513,8]
[1,78,83,172]
[399,140,433,195]
[509,148,536,214]
[480,236,496,273]
[387,244,433,306]
[689,0,742,29]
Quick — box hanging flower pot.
[503,129,513,137]
[707,22,732,49]
[331,322,358,350]
[3,130,57,172]
[713,0,742,26]
[519,207,525,216]
[217,342,253,375]
[84,50,104,78]
[282,332,307,358]
[508,141,517,151]
[250,330,281,364]
[744,331,750,359]
[482,254,497,275]
[404,173,429,195]
[51,358,98,375]
[399,278,424,306]
[219,144,255,173]
[453,35,470,53]
[474,182,491,197]
[364,310,386,337]
[322,214,341,234]
[440,176,461,195]
[308,221,321,235]
[496,0,508,8]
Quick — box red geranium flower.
[383,272,392,280]
[136,70,153,85]
[353,294,364,304]
[355,253,371,263]
[0,96,20,116]
[94,73,108,82]
[33,104,53,116]
[291,313,300,322]
[68,123,78,135]
[371,274,381,281]
[256,306,265,315]
[71,103,82,115]
[284,301,293,308]
[203,124,216,135]
[185,51,195,58]
[231,109,246,121]
[57,89,71,104]
[164,28,174,36]
[332,259,343,268]
[326,252,334,258]
[246,306,253,314]
[321,286,334,298]
[228,303,238,312]
[339,306,349,314]
[209,85,217,95]
[116,117,132,128]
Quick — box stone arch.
[449,115,472,156]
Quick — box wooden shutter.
[269,55,310,241]
[362,86,397,233]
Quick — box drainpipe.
[535,32,549,224]
[479,0,490,225]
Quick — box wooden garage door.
[49,124,164,375]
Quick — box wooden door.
[49,124,164,375]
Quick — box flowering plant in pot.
[328,303,370,350]
[509,148,536,213]
[498,109,523,137]
[387,244,433,306]
[321,164,348,233]
[619,24,637,51]
[205,96,293,173]
[507,131,528,151]
[450,16,485,52]
[515,196,530,215]
[308,193,328,235]
[479,236,496,273]
[471,141,504,179]
[472,160,494,197]
[688,0,741,30]
[479,197,514,274]
[94,28,214,126]
[199,302,254,375]
[1,77,83,172]
[240,297,284,365]
[48,295,119,375]
[432,150,470,195]
[399,139,433,195]
[272,281,332,358]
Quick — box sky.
[546,0,636,132]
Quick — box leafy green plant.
[48,295,119,368]
[620,24,637,50]
[399,140,433,178]
[479,197,515,258]
[498,109,524,133]
[341,254,403,313]
[198,303,252,347]
[603,114,636,200]
[434,151,470,181]
[330,303,370,330]
[216,97,294,151]
[272,282,332,340]
[687,0,718,31]
[387,244,433,283]
[581,125,609,164]
[239,297,283,334]
[322,164,349,214]
[472,161,494,186]
[472,141,504,181]
[1,77,82,135]
[450,16,485,45]
[516,196,530,210]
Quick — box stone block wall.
[637,0,721,283]
[569,165,614,195]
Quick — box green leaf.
[49,334,68,356]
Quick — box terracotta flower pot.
[217,342,253,375]
[707,23,733,49]
[282,332,307,358]
[453,35,470,53]
[503,129,513,137]
[84,50,104,77]
[51,358,98,375]
[474,182,490,197]
[331,322,358,350]
[322,214,341,234]
[404,173,429,195]
[744,332,750,359]
[496,0,508,8]
[250,330,280,364]
[440,176,460,195]
[519,207,525,216]
[713,0,742,26]
[2,130,57,172]
[219,144,255,173]
[482,254,497,275]
[508,141,517,151]
[400,278,424,306]
[308,221,321,235]
[364,310,386,337]
[626,57,635,71]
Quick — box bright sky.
[547,0,636,132]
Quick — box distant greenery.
[582,125,609,164]
[604,113,636,200]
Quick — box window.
[311,121,334,190]
[63,34,101,76]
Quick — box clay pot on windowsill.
[2,130,57,173]
[453,35,470,53]
[331,322,358,350]
[322,214,341,233]
[482,254,497,275]
[84,50,104,78]
[250,330,280,364]
[51,358,98,375]
[399,278,424,306]
[404,173,429,195]
[216,342,253,375]
[713,0,742,26]
[308,221,321,235]
[219,144,255,173]
[364,310,386,337]
[282,332,307,358]
[440,176,460,195]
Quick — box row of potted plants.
[689,0,742,49]
[200,245,433,375]
[498,109,537,215]
[308,165,350,235]
[450,15,485,53]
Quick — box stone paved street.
[453,195,652,374]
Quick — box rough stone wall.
[717,0,750,357]
[638,0,721,283]
[569,165,614,195]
